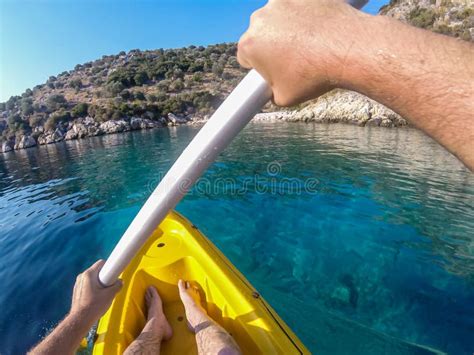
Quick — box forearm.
[341,15,474,169]
[29,312,93,355]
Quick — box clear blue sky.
[0,0,388,102]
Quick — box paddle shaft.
[99,70,271,286]
[99,0,368,286]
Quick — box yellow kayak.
[92,211,308,354]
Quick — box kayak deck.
[93,211,308,354]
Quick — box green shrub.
[120,89,133,101]
[169,79,184,92]
[135,91,146,101]
[189,62,204,72]
[29,114,44,128]
[70,78,83,90]
[228,56,240,69]
[212,63,224,77]
[6,96,19,110]
[22,88,33,97]
[147,94,158,102]
[46,94,67,112]
[192,72,203,82]
[134,71,149,86]
[71,103,89,117]
[20,98,34,115]
[8,114,24,131]
[45,110,71,130]
[106,81,125,96]
[408,7,437,29]
[157,79,170,91]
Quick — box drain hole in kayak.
[177,316,184,321]
[157,243,165,248]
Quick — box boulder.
[37,128,65,145]
[87,125,103,136]
[130,117,157,130]
[253,90,408,127]
[83,116,96,126]
[168,113,187,125]
[14,135,37,149]
[64,129,78,140]
[72,123,88,138]
[1,141,14,153]
[99,120,130,134]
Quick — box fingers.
[237,34,253,69]
[237,5,267,69]
[108,278,123,293]
[88,259,105,273]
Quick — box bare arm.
[28,312,94,355]
[29,260,122,354]
[237,0,474,169]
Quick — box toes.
[178,279,186,292]
[147,286,158,297]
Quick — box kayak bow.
[93,211,309,354]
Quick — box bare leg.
[178,279,241,355]
[124,286,173,355]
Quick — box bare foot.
[178,279,209,330]
[144,286,173,341]
[124,286,172,355]
[178,280,242,355]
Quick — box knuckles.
[237,34,254,68]
[249,8,264,25]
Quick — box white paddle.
[99,0,368,286]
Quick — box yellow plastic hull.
[93,211,309,354]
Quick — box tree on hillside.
[212,63,224,77]
[71,103,88,118]
[45,110,71,130]
[20,98,34,116]
[46,94,67,112]
[8,114,29,131]
[134,71,149,86]
[135,91,146,101]
[106,82,125,97]
[6,96,19,111]
[70,78,83,90]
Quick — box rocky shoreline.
[1,90,409,153]
[0,113,196,153]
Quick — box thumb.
[109,279,123,294]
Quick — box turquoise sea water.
[0,123,473,354]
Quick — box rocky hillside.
[1,0,472,153]
[380,0,473,40]
[0,43,246,152]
